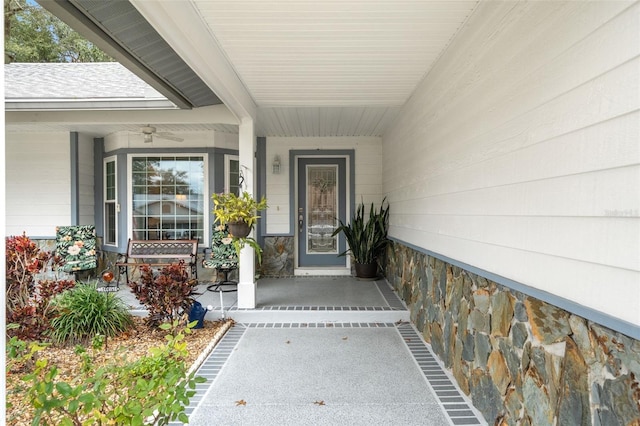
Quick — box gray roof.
[5,62,165,100]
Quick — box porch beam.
[5,105,238,126]
[129,0,257,122]
[237,118,257,309]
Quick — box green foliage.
[49,283,133,345]
[232,236,264,264]
[332,198,390,264]
[128,262,199,328]
[22,321,205,425]
[211,192,268,263]
[6,335,49,413]
[5,0,113,62]
[212,191,268,228]
[6,333,49,374]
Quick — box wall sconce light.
[272,155,281,174]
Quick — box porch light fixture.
[272,155,281,174]
[143,133,153,143]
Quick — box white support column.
[237,118,257,309]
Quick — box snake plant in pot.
[211,191,268,262]
[332,198,389,278]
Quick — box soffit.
[38,0,223,109]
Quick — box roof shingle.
[5,62,164,100]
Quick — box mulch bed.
[6,316,233,426]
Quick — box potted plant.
[211,191,268,262]
[332,198,389,278]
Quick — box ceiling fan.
[140,125,184,143]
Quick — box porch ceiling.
[36,0,479,138]
[194,1,477,108]
[143,0,479,137]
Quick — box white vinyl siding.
[5,132,72,236]
[382,1,640,325]
[265,136,383,235]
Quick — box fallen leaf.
[342,336,348,340]
[235,399,247,406]
[285,340,291,344]
[314,400,325,406]
[405,338,411,342]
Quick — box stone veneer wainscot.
[260,236,295,277]
[385,241,640,426]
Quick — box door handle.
[298,208,304,232]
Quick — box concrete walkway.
[117,277,486,425]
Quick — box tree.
[4,0,113,63]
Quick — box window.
[130,155,206,243]
[225,155,241,195]
[104,157,117,246]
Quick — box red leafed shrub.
[128,261,199,328]
[6,233,50,316]
[6,233,75,340]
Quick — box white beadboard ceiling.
[196,0,477,107]
[193,0,478,136]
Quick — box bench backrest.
[126,239,198,260]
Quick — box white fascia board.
[6,99,179,111]
[6,104,239,126]
[130,0,257,122]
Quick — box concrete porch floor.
[118,276,411,323]
[114,276,486,425]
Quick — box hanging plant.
[211,191,268,228]
[211,191,268,263]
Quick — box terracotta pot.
[354,262,377,278]
[228,221,251,238]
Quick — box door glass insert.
[306,165,338,254]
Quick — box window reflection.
[131,156,205,242]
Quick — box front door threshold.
[294,267,351,276]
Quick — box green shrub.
[49,283,133,345]
[24,321,205,425]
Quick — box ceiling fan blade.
[156,133,184,142]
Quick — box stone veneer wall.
[260,236,294,277]
[385,242,640,426]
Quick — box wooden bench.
[116,239,199,284]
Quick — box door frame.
[290,149,355,276]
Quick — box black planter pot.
[354,262,378,278]
[228,221,251,238]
